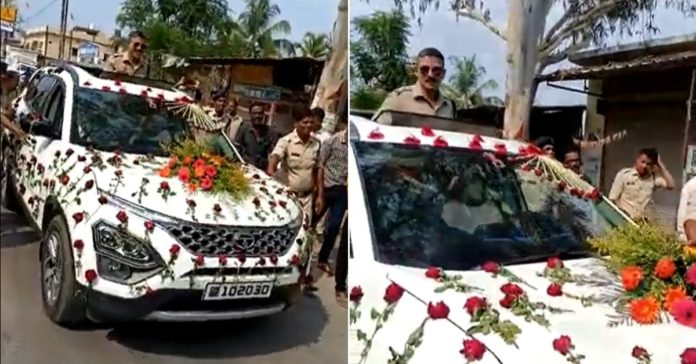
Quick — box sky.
[351,0,696,106]
[17,0,338,42]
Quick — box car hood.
[351,258,695,364]
[89,152,302,227]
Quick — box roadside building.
[538,33,696,228]
[20,25,117,66]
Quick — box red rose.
[73,240,84,250]
[557,181,567,191]
[84,269,98,284]
[288,254,301,266]
[200,177,213,191]
[631,346,649,359]
[193,254,205,266]
[460,339,486,361]
[270,254,279,265]
[534,169,542,176]
[547,257,564,269]
[686,264,696,287]
[547,283,563,297]
[257,257,266,266]
[421,125,435,137]
[213,204,222,213]
[427,301,450,319]
[83,166,92,174]
[116,210,128,223]
[84,180,94,190]
[114,169,123,177]
[169,244,180,257]
[218,254,228,265]
[66,148,74,157]
[500,283,524,298]
[278,200,287,208]
[499,294,516,308]
[78,155,87,162]
[552,335,573,356]
[433,136,448,148]
[72,212,85,224]
[682,348,696,364]
[252,174,260,180]
[144,220,155,231]
[425,266,441,279]
[252,197,261,207]
[350,286,364,302]
[177,167,191,183]
[37,163,45,173]
[481,261,500,274]
[204,165,217,178]
[464,296,488,315]
[159,181,170,190]
[186,199,196,207]
[383,282,404,304]
[236,251,247,264]
[59,174,70,185]
[98,195,108,204]
[114,80,122,86]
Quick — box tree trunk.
[503,0,552,140]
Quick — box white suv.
[1,64,311,326]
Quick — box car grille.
[158,221,297,257]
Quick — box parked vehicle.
[1,64,311,326]
[347,114,694,363]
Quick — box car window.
[29,76,57,114]
[24,73,42,101]
[353,141,627,271]
[44,83,65,136]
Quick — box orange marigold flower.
[628,296,660,324]
[187,182,198,192]
[183,156,193,165]
[654,257,677,279]
[194,165,206,178]
[158,166,171,177]
[620,266,643,291]
[210,155,223,167]
[167,156,178,168]
[663,287,687,311]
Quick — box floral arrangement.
[589,222,696,327]
[158,137,250,199]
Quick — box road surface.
[1,207,347,364]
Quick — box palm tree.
[442,55,502,108]
[229,0,294,58]
[295,32,330,58]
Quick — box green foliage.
[351,9,414,91]
[295,32,331,58]
[228,0,294,57]
[589,222,687,272]
[350,86,388,111]
[442,55,500,109]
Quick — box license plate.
[202,282,274,301]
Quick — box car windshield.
[353,141,628,270]
[71,88,234,158]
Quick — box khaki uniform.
[373,84,456,124]
[677,177,696,242]
[271,130,321,216]
[105,52,148,77]
[207,109,243,141]
[608,167,668,220]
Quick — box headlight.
[92,221,163,284]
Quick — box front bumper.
[86,282,303,322]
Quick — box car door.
[15,73,66,223]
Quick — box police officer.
[0,62,25,140]
[373,47,456,125]
[105,31,149,77]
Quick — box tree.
[351,10,414,92]
[388,0,696,139]
[228,0,294,58]
[442,55,501,108]
[295,32,331,58]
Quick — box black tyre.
[40,214,88,326]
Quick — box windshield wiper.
[502,250,594,267]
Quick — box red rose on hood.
[464,296,487,315]
[350,286,364,302]
[631,346,649,359]
[552,335,573,356]
[500,283,524,298]
[499,294,516,308]
[218,254,228,265]
[685,264,696,287]
[481,261,500,273]
[236,251,247,264]
[84,269,98,284]
[425,266,441,279]
[427,301,450,319]
[169,244,180,257]
[193,254,205,266]
[547,283,563,297]
[681,348,696,364]
[383,282,404,304]
[460,339,486,361]
[116,210,128,223]
[547,257,564,269]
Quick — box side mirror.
[19,114,56,139]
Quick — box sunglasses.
[419,66,444,77]
[132,42,148,50]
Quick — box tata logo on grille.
[233,232,256,250]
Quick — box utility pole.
[58,0,69,60]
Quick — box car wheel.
[40,214,87,326]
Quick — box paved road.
[1,208,347,364]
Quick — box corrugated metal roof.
[537,50,696,82]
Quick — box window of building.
[71,47,78,57]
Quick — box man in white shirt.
[677,176,696,245]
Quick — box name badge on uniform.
[290,152,301,157]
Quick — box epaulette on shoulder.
[391,86,413,96]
